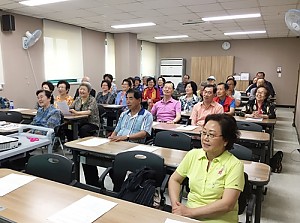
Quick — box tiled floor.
[259,107,300,223]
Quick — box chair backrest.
[230,143,253,161]
[54,112,65,135]
[238,172,251,215]
[25,153,75,185]
[0,111,23,123]
[97,104,107,120]
[154,130,193,151]
[237,121,263,132]
[111,151,165,192]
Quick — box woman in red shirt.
[143,77,161,108]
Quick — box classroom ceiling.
[1,0,300,43]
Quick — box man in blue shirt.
[83,89,153,187]
[109,89,153,143]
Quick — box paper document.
[48,195,117,223]
[165,218,187,223]
[56,101,71,115]
[152,121,159,126]
[77,138,110,147]
[0,123,20,131]
[0,173,36,196]
[124,145,159,153]
[245,118,263,122]
[176,125,198,131]
[10,108,30,112]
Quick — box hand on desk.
[69,109,78,115]
[172,201,192,218]
[108,135,127,142]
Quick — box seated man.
[213,83,235,116]
[31,90,61,132]
[190,84,223,127]
[176,74,190,95]
[83,89,153,187]
[246,72,275,97]
[249,78,265,100]
[206,75,216,87]
[150,81,181,123]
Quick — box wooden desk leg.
[255,185,263,223]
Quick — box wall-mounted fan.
[285,9,300,35]
[22,29,42,49]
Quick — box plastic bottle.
[9,100,14,109]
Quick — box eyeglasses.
[201,130,222,139]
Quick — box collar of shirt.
[200,100,217,107]
[126,107,146,117]
[198,149,231,164]
[161,97,175,104]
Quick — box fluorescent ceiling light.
[111,22,156,29]
[154,35,189,39]
[224,31,266,35]
[19,0,69,6]
[202,13,261,22]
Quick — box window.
[43,20,83,82]
[105,33,115,78]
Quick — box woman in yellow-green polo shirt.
[169,114,244,223]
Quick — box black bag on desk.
[270,151,283,173]
[117,166,156,207]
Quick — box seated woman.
[179,81,199,112]
[168,114,244,222]
[156,76,166,97]
[150,81,181,123]
[69,82,99,138]
[95,80,115,104]
[54,80,74,107]
[115,78,131,107]
[35,81,55,109]
[143,77,161,107]
[244,86,276,119]
[31,90,61,130]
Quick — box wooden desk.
[153,123,269,141]
[0,169,199,223]
[2,108,88,140]
[234,115,276,160]
[66,137,270,223]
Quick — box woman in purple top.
[150,81,181,123]
[156,76,166,97]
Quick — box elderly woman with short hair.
[69,82,99,138]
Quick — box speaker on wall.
[1,14,15,31]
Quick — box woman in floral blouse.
[179,81,199,112]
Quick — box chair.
[237,121,263,132]
[230,143,253,161]
[98,150,169,207]
[25,153,75,185]
[154,130,193,151]
[238,172,256,223]
[0,111,23,123]
[237,121,264,161]
[52,113,66,155]
[97,104,107,137]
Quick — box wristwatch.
[126,134,130,141]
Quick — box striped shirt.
[114,108,153,143]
